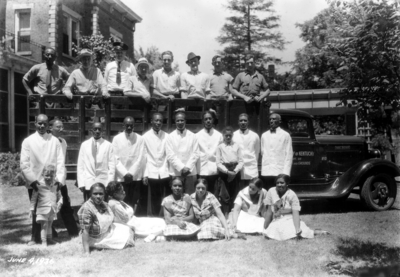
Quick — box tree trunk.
[247,4,251,51]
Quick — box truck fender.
[334,158,400,196]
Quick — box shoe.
[27,241,37,246]
[47,239,59,245]
[155,236,166,242]
[144,234,156,243]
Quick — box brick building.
[0,0,142,152]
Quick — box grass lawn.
[1,182,400,277]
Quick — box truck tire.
[360,173,397,211]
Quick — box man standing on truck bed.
[77,122,115,201]
[180,52,211,99]
[63,49,108,99]
[152,51,181,101]
[231,54,270,103]
[104,41,137,96]
[209,55,234,100]
[261,113,293,190]
[20,114,66,245]
[233,114,260,189]
[112,117,146,214]
[22,47,70,107]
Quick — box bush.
[0,152,25,186]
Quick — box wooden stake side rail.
[29,95,271,178]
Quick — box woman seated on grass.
[162,177,200,240]
[77,183,134,253]
[106,181,166,243]
[190,178,231,240]
[229,178,267,234]
[263,174,327,241]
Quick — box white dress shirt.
[77,137,115,189]
[112,132,146,181]
[20,132,66,187]
[166,129,199,176]
[233,129,260,180]
[261,127,293,176]
[142,129,169,179]
[104,60,137,92]
[196,128,223,176]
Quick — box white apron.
[89,210,134,249]
[263,214,314,241]
[235,192,265,234]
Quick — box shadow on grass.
[300,197,371,215]
[0,209,32,250]
[327,237,400,276]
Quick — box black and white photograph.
[1,0,400,276]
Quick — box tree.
[293,0,400,130]
[216,0,287,76]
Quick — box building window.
[62,5,81,57]
[110,27,123,42]
[15,9,31,53]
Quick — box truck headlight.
[368,149,381,159]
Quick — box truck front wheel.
[360,173,397,211]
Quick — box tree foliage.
[216,0,287,76]
[293,0,400,129]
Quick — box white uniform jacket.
[142,129,170,179]
[196,128,223,176]
[20,132,66,187]
[112,132,146,181]
[77,137,115,189]
[166,129,199,176]
[233,129,260,180]
[261,127,293,176]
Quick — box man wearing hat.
[180,52,211,99]
[231,54,270,103]
[104,41,137,96]
[23,47,70,107]
[152,50,181,100]
[63,48,108,98]
[124,57,152,103]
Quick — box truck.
[29,94,400,211]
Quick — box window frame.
[62,5,82,58]
[110,27,123,42]
[14,9,32,55]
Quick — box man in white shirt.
[180,52,211,99]
[104,41,137,96]
[77,122,115,201]
[48,119,79,237]
[143,113,171,216]
[233,113,261,189]
[153,51,180,100]
[20,114,66,245]
[261,113,293,190]
[196,110,223,195]
[112,116,146,213]
[166,112,199,194]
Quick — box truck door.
[281,116,322,184]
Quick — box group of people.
[20,40,328,253]
[21,107,328,253]
[23,41,270,107]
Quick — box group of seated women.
[77,174,325,253]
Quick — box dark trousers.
[199,175,219,196]
[218,172,240,214]
[260,176,277,191]
[122,181,141,211]
[59,185,79,237]
[28,189,41,243]
[147,177,171,217]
